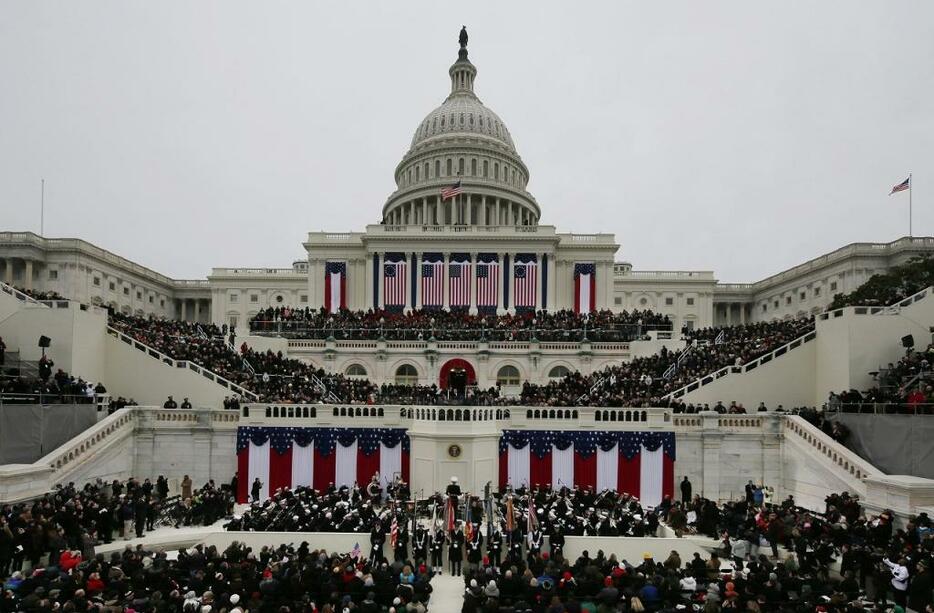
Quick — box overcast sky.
[2,2,933,282]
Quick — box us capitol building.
[2,32,934,336]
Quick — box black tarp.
[0,404,98,464]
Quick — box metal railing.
[106,326,259,401]
[0,282,50,308]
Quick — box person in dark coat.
[449,523,465,576]
[251,478,262,502]
[681,476,692,503]
[909,561,933,612]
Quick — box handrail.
[782,415,881,485]
[664,329,818,399]
[106,326,259,401]
[0,282,50,308]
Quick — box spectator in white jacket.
[883,557,909,608]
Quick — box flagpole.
[910,172,913,238]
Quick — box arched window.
[346,364,368,379]
[483,160,489,177]
[435,160,441,178]
[458,158,465,174]
[548,365,571,380]
[494,163,499,180]
[395,364,418,385]
[446,159,453,176]
[471,158,477,176]
[496,365,520,386]
[415,166,420,181]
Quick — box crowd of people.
[519,317,816,407]
[461,486,934,612]
[10,286,67,302]
[0,354,107,404]
[250,307,672,343]
[826,341,934,414]
[828,255,934,311]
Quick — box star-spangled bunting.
[498,429,675,460]
[236,426,410,456]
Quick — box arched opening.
[395,364,419,385]
[496,365,521,386]
[548,365,571,380]
[345,363,368,378]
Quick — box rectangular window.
[686,297,695,306]
[160,299,165,308]
[136,290,142,300]
[123,287,129,296]
[300,294,308,303]
[786,296,791,305]
[149,295,154,303]
[109,281,115,291]
[614,297,622,306]
[774,300,779,308]
[762,304,767,312]
[799,291,806,300]
[48,270,58,280]
[230,294,238,303]
[830,281,838,291]
[250,294,259,303]
[665,297,673,306]
[684,320,695,331]
[814,287,820,297]
[93,277,101,287]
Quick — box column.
[378,253,385,310]
[24,260,33,291]
[181,299,188,322]
[3,258,12,285]
[495,199,501,226]
[435,197,441,225]
[406,252,415,311]
[503,253,512,313]
[535,253,543,310]
[414,252,423,309]
[740,303,746,325]
[496,253,506,315]
[469,251,478,314]
[481,195,487,226]
[442,253,450,309]
[466,194,473,225]
[547,254,557,312]
[422,198,428,226]
[195,299,201,323]
[364,256,374,311]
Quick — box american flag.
[527,494,537,532]
[476,257,499,309]
[441,180,463,201]
[351,542,361,560]
[383,258,407,308]
[445,496,455,532]
[449,259,471,308]
[890,176,911,195]
[421,257,444,308]
[390,514,399,548]
[513,259,538,309]
[465,519,473,543]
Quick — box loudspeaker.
[902,334,915,349]
[37,335,51,349]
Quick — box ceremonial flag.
[235,427,410,503]
[527,496,537,532]
[390,514,399,548]
[476,255,499,311]
[383,255,407,309]
[465,519,473,543]
[324,262,347,313]
[574,263,596,315]
[513,255,538,310]
[505,495,515,533]
[498,430,675,508]
[421,254,444,308]
[351,542,361,560]
[449,255,471,308]
[445,496,455,532]
[441,180,463,200]
[890,176,911,195]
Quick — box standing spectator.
[251,477,262,502]
[181,474,193,499]
[163,395,178,409]
[680,476,692,503]
[883,557,909,608]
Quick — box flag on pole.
[390,514,399,549]
[351,542,361,560]
[445,496,455,532]
[505,495,515,533]
[465,519,473,543]
[527,495,537,532]
[891,177,911,195]
[441,180,463,200]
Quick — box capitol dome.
[382,30,540,228]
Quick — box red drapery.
[313,449,336,492]
[573,452,597,489]
[663,454,675,500]
[357,449,381,488]
[268,448,293,496]
[530,452,552,489]
[618,454,641,497]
